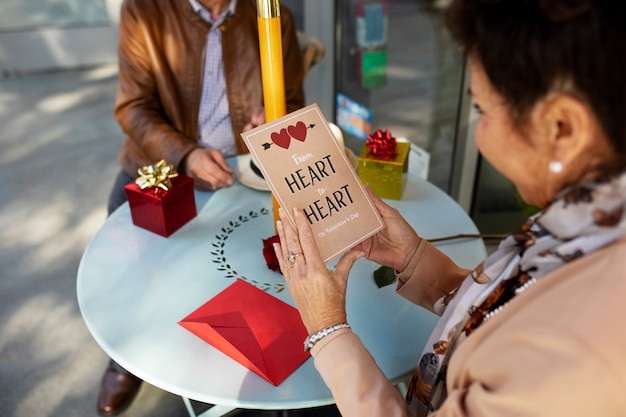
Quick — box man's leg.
[97,170,143,416]
[107,169,134,215]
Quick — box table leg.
[182,397,237,417]
[395,380,409,397]
[391,372,412,398]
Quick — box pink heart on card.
[288,121,307,142]
[271,128,291,149]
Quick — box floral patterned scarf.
[405,169,626,416]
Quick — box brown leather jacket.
[115,0,305,176]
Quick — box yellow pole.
[257,0,286,227]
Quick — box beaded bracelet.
[303,323,351,352]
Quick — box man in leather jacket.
[99,0,305,414]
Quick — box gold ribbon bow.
[135,160,179,192]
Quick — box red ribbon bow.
[366,129,397,161]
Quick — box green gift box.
[357,141,410,200]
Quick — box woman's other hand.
[274,207,364,335]
[353,186,421,273]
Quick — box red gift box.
[124,175,196,237]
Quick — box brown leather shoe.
[97,360,142,416]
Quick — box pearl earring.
[549,161,563,173]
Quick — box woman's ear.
[535,92,616,183]
[538,93,594,165]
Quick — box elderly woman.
[274,0,626,416]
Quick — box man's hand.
[243,107,265,132]
[183,148,234,191]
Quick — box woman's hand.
[183,148,234,191]
[352,186,421,273]
[274,207,364,335]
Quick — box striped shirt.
[188,0,238,157]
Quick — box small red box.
[124,175,197,237]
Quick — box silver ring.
[284,252,301,265]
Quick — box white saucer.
[235,154,271,191]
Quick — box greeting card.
[241,104,383,262]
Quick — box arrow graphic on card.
[262,122,315,150]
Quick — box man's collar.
[188,0,237,23]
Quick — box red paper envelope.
[178,279,310,386]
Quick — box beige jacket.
[312,235,626,416]
[114,0,305,176]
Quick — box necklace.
[463,269,537,336]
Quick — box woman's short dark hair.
[445,0,626,157]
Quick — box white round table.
[77,158,486,415]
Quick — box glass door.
[0,0,119,74]
[334,0,467,193]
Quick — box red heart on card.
[271,128,291,149]
[288,121,307,142]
